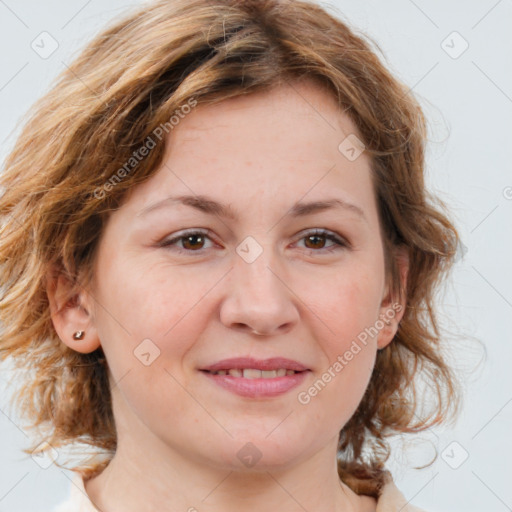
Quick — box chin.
[207,434,311,472]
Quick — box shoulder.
[51,472,100,512]
[376,473,428,512]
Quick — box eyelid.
[158,227,350,254]
[293,228,350,250]
[159,228,216,249]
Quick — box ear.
[377,245,409,350]
[46,267,101,354]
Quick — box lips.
[208,368,297,378]
[199,357,311,398]
[200,357,309,373]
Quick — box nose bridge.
[234,235,284,302]
[220,235,298,335]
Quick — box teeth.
[243,368,262,379]
[209,368,297,378]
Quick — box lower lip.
[201,370,309,398]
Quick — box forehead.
[175,80,354,149]
[119,80,377,225]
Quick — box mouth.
[200,356,309,373]
[199,357,310,398]
[202,368,302,378]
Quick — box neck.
[84,434,376,512]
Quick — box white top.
[53,471,427,512]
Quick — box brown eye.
[296,229,348,253]
[181,233,206,250]
[160,229,214,253]
[304,234,328,249]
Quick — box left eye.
[159,229,348,254]
[295,229,348,252]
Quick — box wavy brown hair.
[0,0,460,498]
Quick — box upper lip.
[201,357,309,372]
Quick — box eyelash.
[158,228,349,255]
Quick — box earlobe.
[377,245,409,350]
[46,270,101,354]
[376,305,403,350]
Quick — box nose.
[219,247,299,337]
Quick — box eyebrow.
[136,194,367,222]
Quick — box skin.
[48,78,408,512]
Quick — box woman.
[0,0,460,510]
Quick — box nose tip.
[219,249,300,337]
[230,321,292,337]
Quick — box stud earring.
[73,330,85,340]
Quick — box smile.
[201,369,309,398]
[205,368,300,378]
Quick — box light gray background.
[0,1,511,511]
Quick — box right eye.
[158,229,217,254]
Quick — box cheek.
[303,261,382,399]
[300,280,379,431]
[314,263,383,344]
[92,259,213,373]
[91,263,208,425]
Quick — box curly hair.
[0,0,461,498]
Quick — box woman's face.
[80,80,404,472]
